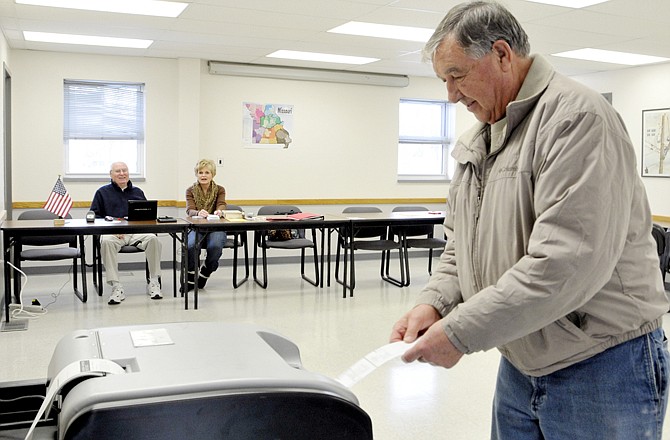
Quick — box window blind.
[64,80,144,141]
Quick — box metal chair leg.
[299,229,319,287]
[232,233,249,288]
[253,232,269,289]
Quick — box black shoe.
[198,266,213,289]
[180,271,195,293]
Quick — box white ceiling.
[0,0,669,78]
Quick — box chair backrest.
[343,206,386,239]
[258,205,301,216]
[18,209,76,246]
[653,224,668,275]
[226,204,244,212]
[652,224,665,257]
[342,206,382,214]
[258,205,306,239]
[18,209,72,221]
[664,230,670,277]
[391,206,433,237]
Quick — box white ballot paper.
[130,328,174,347]
[24,359,125,440]
[336,340,417,388]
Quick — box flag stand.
[54,217,65,226]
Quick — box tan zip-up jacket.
[416,55,669,376]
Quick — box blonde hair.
[194,159,216,177]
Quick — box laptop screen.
[127,200,158,221]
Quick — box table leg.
[319,227,325,288]
[3,235,11,322]
[192,231,208,310]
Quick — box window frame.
[63,79,146,181]
[397,98,454,182]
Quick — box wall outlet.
[9,303,44,313]
[217,157,224,167]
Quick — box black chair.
[389,206,447,286]
[253,205,319,289]
[652,223,667,279]
[222,205,250,288]
[335,207,405,289]
[15,209,87,302]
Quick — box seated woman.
[184,159,227,291]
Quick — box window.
[398,99,454,181]
[64,80,145,179]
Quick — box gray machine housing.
[46,322,372,440]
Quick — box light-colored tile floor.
[2,257,669,439]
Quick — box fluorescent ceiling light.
[15,0,188,17]
[328,21,433,42]
[552,48,669,66]
[208,61,409,87]
[524,0,609,7]
[24,31,152,48]
[266,50,378,65]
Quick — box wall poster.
[642,108,670,177]
[243,102,293,149]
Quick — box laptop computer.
[127,199,158,221]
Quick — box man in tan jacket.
[391,2,670,439]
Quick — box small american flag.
[44,177,73,218]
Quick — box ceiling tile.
[0,0,667,78]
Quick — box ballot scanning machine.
[1,322,373,440]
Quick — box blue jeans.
[492,328,669,440]
[187,230,227,272]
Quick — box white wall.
[0,31,8,218]
[10,50,181,203]
[572,63,670,216]
[11,49,665,216]
[8,50,474,206]
[199,66,474,200]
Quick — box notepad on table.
[287,212,324,220]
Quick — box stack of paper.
[222,210,244,219]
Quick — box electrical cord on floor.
[0,394,46,405]
[40,268,72,310]
[5,260,48,320]
[5,260,73,320]
[0,393,48,423]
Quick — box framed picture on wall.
[243,102,294,149]
[642,108,670,177]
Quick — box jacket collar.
[504,54,554,138]
[110,179,134,192]
[453,55,555,164]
